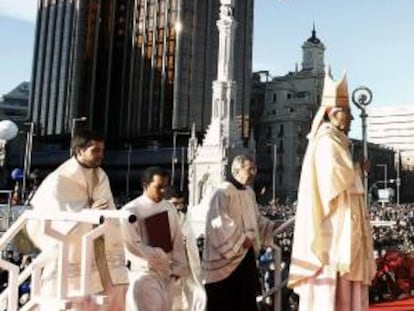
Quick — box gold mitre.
[321,67,349,109]
[307,67,349,139]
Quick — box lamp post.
[171,130,190,187]
[272,143,277,204]
[180,147,185,191]
[22,122,35,201]
[70,117,87,156]
[257,70,278,204]
[376,163,388,207]
[172,4,183,129]
[257,70,273,149]
[126,144,132,199]
[351,86,372,205]
[256,70,271,99]
[376,164,388,190]
[396,150,401,206]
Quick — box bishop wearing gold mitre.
[288,69,376,311]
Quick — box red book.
[143,210,173,253]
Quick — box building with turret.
[256,27,325,200]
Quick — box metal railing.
[0,190,13,232]
[257,217,295,311]
[257,215,397,311]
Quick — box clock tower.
[302,25,325,74]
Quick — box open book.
[143,210,173,253]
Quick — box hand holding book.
[143,210,173,253]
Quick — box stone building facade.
[256,28,325,200]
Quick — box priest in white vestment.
[120,167,188,311]
[26,130,128,311]
[288,71,376,311]
[202,155,279,311]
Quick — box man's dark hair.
[165,186,184,200]
[141,166,169,188]
[71,129,105,152]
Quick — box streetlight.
[70,117,87,156]
[264,141,277,205]
[171,130,190,187]
[255,70,273,107]
[396,150,401,206]
[272,144,277,204]
[126,144,132,199]
[376,164,388,207]
[180,146,186,192]
[254,70,272,151]
[376,164,388,190]
[172,4,183,129]
[22,122,35,201]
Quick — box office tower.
[29,0,253,144]
[368,106,414,169]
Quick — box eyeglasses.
[242,165,257,173]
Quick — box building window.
[298,124,303,137]
[287,93,292,99]
[296,155,302,165]
[266,126,272,139]
[279,140,284,153]
[273,93,277,103]
[278,124,284,137]
[296,91,306,98]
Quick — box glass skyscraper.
[29,0,253,145]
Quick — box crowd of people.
[255,200,414,310]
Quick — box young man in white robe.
[288,71,376,311]
[202,155,279,311]
[26,130,128,311]
[120,167,188,311]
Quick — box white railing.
[0,209,132,311]
[0,206,392,311]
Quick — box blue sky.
[0,0,36,95]
[1,0,414,138]
[253,0,414,137]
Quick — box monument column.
[187,0,253,235]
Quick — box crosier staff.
[352,86,373,206]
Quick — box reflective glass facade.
[29,0,253,143]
